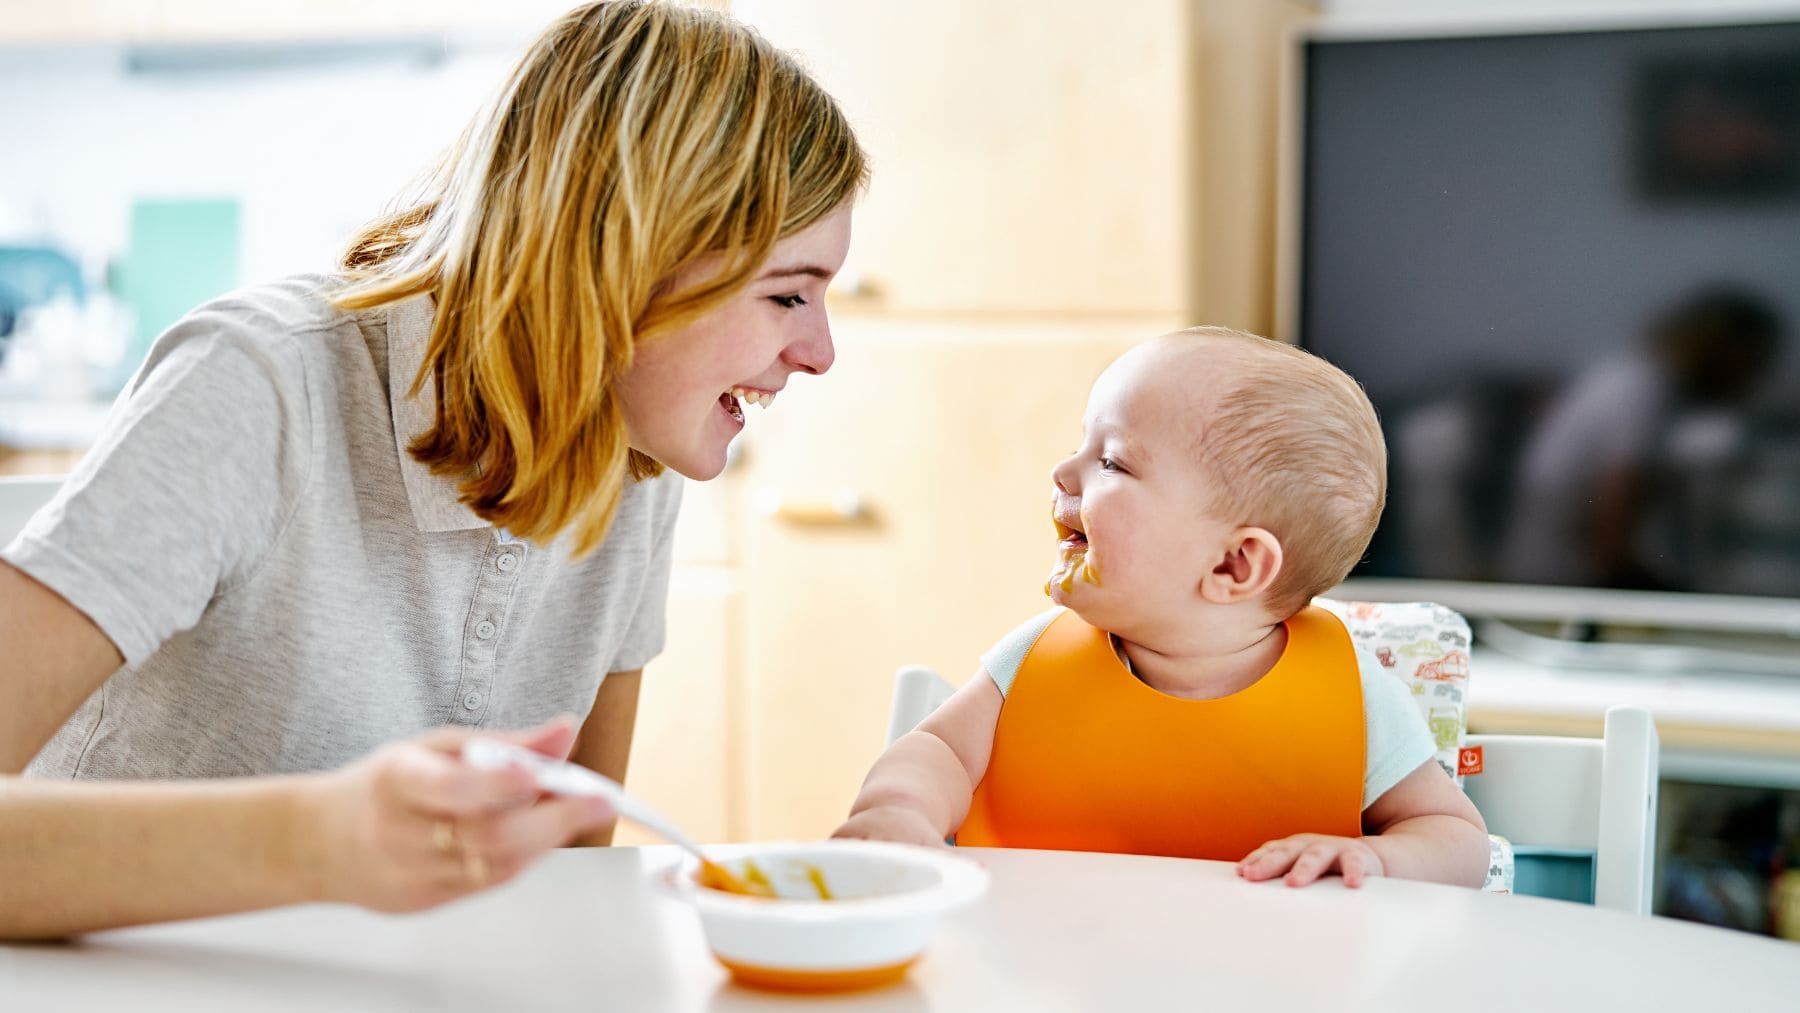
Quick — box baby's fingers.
[1283,842,1343,887]
[1237,838,1305,882]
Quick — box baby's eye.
[770,294,807,309]
[1098,456,1119,472]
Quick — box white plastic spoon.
[460,738,770,896]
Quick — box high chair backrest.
[887,665,956,747]
[1462,706,1659,914]
[0,474,64,545]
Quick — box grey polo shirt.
[8,274,683,780]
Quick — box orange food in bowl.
[671,841,989,993]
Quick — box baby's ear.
[1199,526,1283,605]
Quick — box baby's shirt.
[981,608,1439,809]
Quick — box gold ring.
[432,820,456,854]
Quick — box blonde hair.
[334,0,867,553]
[1169,327,1387,617]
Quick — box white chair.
[883,662,1660,914]
[0,474,64,544]
[1463,705,1660,914]
[886,665,956,746]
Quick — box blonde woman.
[0,1,866,938]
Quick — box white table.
[5,846,1797,1011]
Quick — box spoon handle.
[461,738,706,858]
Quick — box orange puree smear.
[697,858,775,897]
[696,858,834,900]
[1044,514,1101,596]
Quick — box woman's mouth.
[718,391,745,424]
[719,386,778,425]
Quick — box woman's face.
[618,205,852,480]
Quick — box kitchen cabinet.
[734,0,1313,328]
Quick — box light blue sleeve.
[980,608,1064,697]
[1360,644,1440,809]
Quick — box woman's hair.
[335,0,867,553]
[1171,327,1388,618]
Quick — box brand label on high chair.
[1458,745,1484,776]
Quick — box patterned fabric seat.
[1314,598,1513,893]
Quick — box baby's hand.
[830,805,945,848]
[1237,834,1385,888]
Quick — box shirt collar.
[387,294,491,533]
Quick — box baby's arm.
[1237,759,1489,888]
[831,670,1004,847]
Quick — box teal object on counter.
[119,198,240,353]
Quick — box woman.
[0,0,866,938]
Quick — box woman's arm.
[832,670,1004,846]
[0,562,123,773]
[565,669,642,846]
[0,721,614,940]
[0,563,612,939]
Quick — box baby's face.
[1047,341,1236,635]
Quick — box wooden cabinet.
[735,0,1313,329]
[613,566,741,846]
[736,0,1191,316]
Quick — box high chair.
[0,474,64,544]
[1462,707,1659,913]
[884,601,1661,913]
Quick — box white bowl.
[663,840,989,992]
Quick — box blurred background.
[5,0,1800,944]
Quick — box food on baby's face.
[1045,514,1101,596]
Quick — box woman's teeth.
[730,387,776,408]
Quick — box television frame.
[1275,6,1800,638]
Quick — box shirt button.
[496,552,518,573]
[475,620,496,640]
[463,691,484,711]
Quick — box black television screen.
[1294,17,1800,629]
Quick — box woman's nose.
[782,315,836,376]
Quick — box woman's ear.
[1199,526,1283,605]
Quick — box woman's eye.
[770,294,807,309]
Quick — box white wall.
[0,37,530,294]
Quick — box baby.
[833,327,1489,887]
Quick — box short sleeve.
[1,299,314,666]
[980,608,1063,697]
[1360,644,1440,809]
[608,474,684,673]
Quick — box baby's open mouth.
[1054,520,1087,548]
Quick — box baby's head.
[1047,327,1386,631]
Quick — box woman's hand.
[301,718,615,913]
[1237,833,1386,888]
[831,805,947,848]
